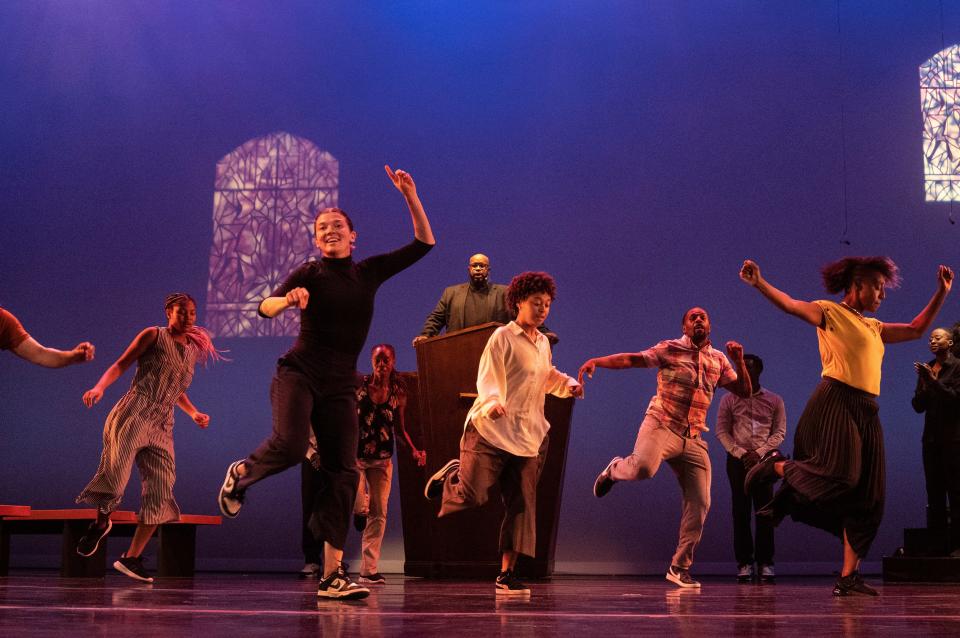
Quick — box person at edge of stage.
[423,271,582,595]
[912,326,960,556]
[580,307,752,590]
[715,353,786,583]
[76,293,222,583]
[217,165,434,601]
[739,257,953,596]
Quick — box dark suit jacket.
[912,354,960,443]
[419,282,510,337]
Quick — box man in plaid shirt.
[578,307,752,589]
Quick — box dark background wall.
[1,0,958,573]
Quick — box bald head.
[468,253,491,286]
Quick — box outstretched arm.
[385,165,435,246]
[881,266,954,344]
[13,338,94,368]
[578,352,650,386]
[740,259,824,328]
[82,328,159,407]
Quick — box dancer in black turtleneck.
[218,166,434,600]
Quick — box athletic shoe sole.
[76,519,112,557]
[666,569,701,588]
[359,576,386,585]
[424,459,460,500]
[317,587,370,600]
[495,586,531,595]
[218,460,244,518]
[113,559,154,583]
[593,457,622,498]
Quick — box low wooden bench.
[0,508,221,578]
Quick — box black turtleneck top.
[262,239,432,385]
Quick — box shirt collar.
[677,334,712,351]
[507,321,545,345]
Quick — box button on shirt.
[466,322,579,457]
[638,335,738,434]
[715,388,787,459]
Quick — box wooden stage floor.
[3,571,960,636]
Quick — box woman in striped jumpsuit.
[75,293,221,582]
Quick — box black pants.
[238,365,359,550]
[923,441,960,552]
[301,460,325,563]
[726,453,774,566]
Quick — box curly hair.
[505,271,556,314]
[820,256,901,295]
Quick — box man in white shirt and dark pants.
[715,353,786,583]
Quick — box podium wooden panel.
[395,323,575,578]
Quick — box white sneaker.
[300,562,320,578]
[666,565,701,588]
[760,564,775,581]
[218,460,246,518]
[737,564,755,582]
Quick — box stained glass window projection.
[921,45,960,202]
[206,132,338,337]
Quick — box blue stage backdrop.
[1,1,958,574]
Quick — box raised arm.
[740,259,824,328]
[13,338,94,368]
[721,341,753,398]
[881,266,954,344]
[82,328,159,407]
[385,165,435,246]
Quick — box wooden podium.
[395,323,575,578]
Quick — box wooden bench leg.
[0,522,10,577]
[158,525,196,577]
[62,521,107,577]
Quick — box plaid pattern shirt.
[638,334,737,434]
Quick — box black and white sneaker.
[218,460,246,518]
[113,554,154,583]
[76,518,112,557]
[495,570,530,595]
[317,565,370,600]
[743,449,785,495]
[832,571,878,597]
[424,459,460,500]
[593,456,622,498]
[666,565,701,589]
[359,572,386,585]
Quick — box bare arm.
[258,287,310,319]
[385,165,435,245]
[720,341,753,398]
[82,328,159,407]
[177,392,210,428]
[740,259,824,328]
[13,338,94,368]
[393,395,426,466]
[577,352,650,385]
[881,265,954,343]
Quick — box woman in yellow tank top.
[738,257,953,597]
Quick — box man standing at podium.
[411,253,510,347]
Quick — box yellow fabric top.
[814,300,884,396]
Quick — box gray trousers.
[609,414,711,569]
[439,422,546,558]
